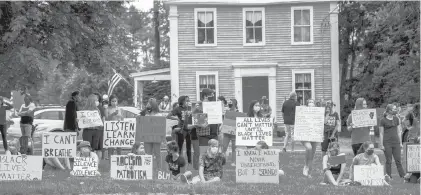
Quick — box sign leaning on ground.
[235,149,279,184]
[104,120,136,148]
[77,110,103,128]
[0,155,43,181]
[351,109,378,128]
[235,117,274,146]
[294,106,325,143]
[42,132,77,158]
[71,157,99,177]
[110,155,153,180]
[405,143,420,173]
[354,165,385,186]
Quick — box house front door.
[242,76,269,113]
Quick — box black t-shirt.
[324,112,340,132]
[171,106,189,131]
[165,154,186,176]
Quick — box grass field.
[0,138,419,195]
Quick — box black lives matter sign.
[235,117,273,146]
[42,132,77,158]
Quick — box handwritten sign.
[104,121,136,148]
[193,113,208,126]
[42,132,77,158]
[77,110,103,128]
[203,101,223,124]
[221,111,247,135]
[136,116,166,143]
[157,170,172,180]
[354,165,384,186]
[406,144,420,173]
[294,106,325,142]
[110,155,153,180]
[235,149,279,184]
[71,157,99,177]
[0,155,42,181]
[235,117,274,146]
[351,109,377,128]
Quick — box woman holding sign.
[246,100,264,149]
[301,99,319,178]
[82,94,105,159]
[142,98,163,169]
[105,95,124,158]
[347,98,371,156]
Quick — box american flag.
[108,70,123,96]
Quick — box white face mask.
[210,146,218,154]
[95,101,100,107]
[103,105,108,109]
[308,103,315,107]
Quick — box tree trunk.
[153,1,160,67]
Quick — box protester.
[141,98,163,169]
[403,103,420,183]
[197,88,220,146]
[221,104,238,166]
[0,97,13,153]
[182,139,226,184]
[159,95,172,112]
[281,92,300,152]
[128,141,146,155]
[379,104,406,180]
[321,100,341,157]
[93,93,106,160]
[70,141,101,176]
[64,91,80,133]
[82,94,104,159]
[301,99,319,178]
[320,142,346,186]
[106,94,123,158]
[246,100,264,149]
[102,100,109,109]
[347,98,371,156]
[165,141,187,180]
[218,96,229,116]
[260,96,272,118]
[5,138,33,155]
[18,94,36,155]
[227,99,239,112]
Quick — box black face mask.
[228,104,233,108]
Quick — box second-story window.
[291,6,313,44]
[243,7,265,46]
[195,8,217,46]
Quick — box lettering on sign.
[294,106,325,142]
[71,157,99,177]
[235,149,279,184]
[0,155,43,181]
[202,101,223,124]
[157,170,172,180]
[354,165,384,186]
[351,109,377,128]
[104,121,136,148]
[77,110,103,128]
[235,117,274,146]
[406,144,420,173]
[110,155,153,180]
[42,132,77,158]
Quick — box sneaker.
[303,166,309,176]
[320,182,327,185]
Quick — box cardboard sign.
[71,157,99,177]
[193,113,208,126]
[405,143,420,173]
[77,110,103,129]
[42,132,77,158]
[136,116,167,143]
[351,109,377,128]
[202,102,223,124]
[166,119,178,136]
[328,155,346,165]
[103,121,136,148]
[294,106,325,142]
[110,155,153,180]
[235,117,274,146]
[0,155,43,181]
[354,165,384,186]
[157,170,172,180]
[236,149,279,184]
[221,111,247,135]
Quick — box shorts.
[285,124,294,139]
[82,128,101,150]
[321,131,338,152]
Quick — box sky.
[130,0,154,11]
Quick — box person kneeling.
[165,141,186,180]
[182,139,226,184]
[321,142,346,186]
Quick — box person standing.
[281,92,300,152]
[81,94,104,159]
[379,104,406,181]
[93,93,106,160]
[106,94,124,158]
[18,94,36,154]
[300,99,319,178]
[347,98,371,156]
[198,88,220,145]
[141,98,164,169]
[0,97,13,153]
[64,91,80,133]
[321,100,341,157]
[227,99,239,112]
[159,95,172,112]
[260,96,272,118]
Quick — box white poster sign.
[110,155,153,180]
[71,157,99,177]
[203,101,223,124]
[294,106,325,142]
[235,117,273,146]
[104,121,136,148]
[0,155,43,181]
[351,109,377,128]
[42,132,77,158]
[354,165,385,186]
[235,149,279,184]
[77,110,103,129]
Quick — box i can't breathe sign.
[42,132,77,158]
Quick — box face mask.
[391,111,398,115]
[254,106,261,112]
[210,147,218,154]
[308,103,315,107]
[366,149,374,155]
[103,105,108,109]
[228,104,233,108]
[330,149,339,156]
[95,101,100,107]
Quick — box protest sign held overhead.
[203,101,223,124]
[351,109,377,128]
[136,116,166,143]
[221,111,247,135]
[236,149,279,184]
[104,121,136,148]
[110,155,153,180]
[77,110,103,128]
[193,113,208,126]
[235,117,273,146]
[0,155,43,181]
[405,144,420,173]
[294,106,325,143]
[71,157,100,177]
[354,165,385,186]
[42,132,77,158]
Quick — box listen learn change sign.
[104,121,136,148]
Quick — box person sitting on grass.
[255,141,285,177]
[320,142,346,186]
[182,139,226,184]
[128,141,146,156]
[165,141,187,180]
[70,141,100,176]
[6,138,33,155]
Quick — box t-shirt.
[281,99,300,125]
[380,116,400,145]
[165,154,186,176]
[20,103,36,124]
[353,153,379,165]
[347,114,371,144]
[200,152,226,181]
[324,112,339,133]
[171,106,189,131]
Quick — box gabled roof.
[165,0,332,5]
[129,68,170,77]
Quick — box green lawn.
[0,149,419,195]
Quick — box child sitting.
[165,141,186,180]
[320,142,346,186]
[128,142,146,155]
[70,141,100,176]
[6,138,33,155]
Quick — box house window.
[194,8,217,46]
[196,71,219,101]
[292,70,315,106]
[291,6,313,44]
[243,7,265,45]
